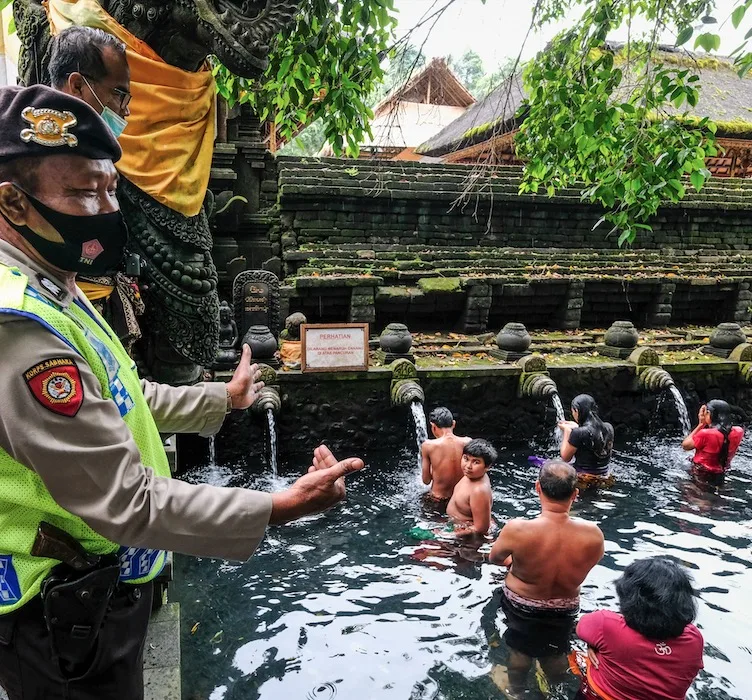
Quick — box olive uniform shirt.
[0,239,272,561]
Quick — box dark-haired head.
[706,399,734,467]
[463,438,497,468]
[571,394,597,425]
[571,394,613,460]
[429,407,454,429]
[537,460,577,501]
[49,27,127,90]
[616,557,697,640]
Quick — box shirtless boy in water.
[446,439,497,536]
[489,460,604,694]
[421,407,471,510]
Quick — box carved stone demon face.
[108,0,301,75]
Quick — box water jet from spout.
[267,408,278,479]
[410,400,428,469]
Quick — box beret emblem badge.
[20,107,78,148]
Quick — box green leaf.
[690,170,706,191]
[732,4,748,28]
[694,33,721,52]
[676,26,694,46]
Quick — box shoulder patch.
[24,358,83,417]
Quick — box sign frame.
[301,323,370,373]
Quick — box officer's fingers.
[240,344,252,366]
[324,458,365,483]
[313,444,337,471]
[251,380,265,396]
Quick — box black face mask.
[1,185,128,275]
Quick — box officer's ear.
[0,183,31,226]
[66,72,88,100]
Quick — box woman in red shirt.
[682,400,744,482]
[576,557,704,700]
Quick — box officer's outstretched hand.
[227,344,264,410]
[269,445,364,525]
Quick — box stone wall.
[210,152,752,333]
[178,363,752,469]
[275,158,752,251]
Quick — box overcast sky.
[392,0,750,72]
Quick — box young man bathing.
[446,438,497,537]
[421,407,471,512]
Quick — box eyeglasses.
[79,72,132,111]
[111,87,132,111]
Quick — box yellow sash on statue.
[44,0,216,218]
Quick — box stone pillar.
[461,282,492,333]
[556,279,584,330]
[349,286,376,324]
[647,281,675,327]
[733,282,752,323]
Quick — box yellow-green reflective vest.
[0,263,170,614]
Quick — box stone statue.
[213,300,238,369]
[279,311,306,368]
[14,0,302,383]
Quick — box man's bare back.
[494,513,604,600]
[421,433,471,499]
[490,461,604,601]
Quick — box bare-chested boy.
[421,407,471,511]
[489,460,604,695]
[446,438,497,536]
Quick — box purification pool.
[174,432,752,700]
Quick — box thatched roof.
[376,57,476,115]
[417,44,752,158]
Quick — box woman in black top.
[559,394,615,478]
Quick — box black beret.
[0,84,121,164]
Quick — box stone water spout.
[250,364,282,416]
[517,355,558,399]
[637,366,675,392]
[628,347,675,392]
[390,359,425,407]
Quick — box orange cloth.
[45,0,216,217]
[280,340,302,365]
[77,279,114,301]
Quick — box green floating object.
[408,526,436,540]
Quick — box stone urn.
[709,323,746,350]
[379,323,413,355]
[496,323,531,354]
[242,325,277,359]
[604,321,639,349]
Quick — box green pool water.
[174,433,752,700]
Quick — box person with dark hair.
[489,460,604,695]
[682,400,744,482]
[48,26,131,137]
[421,406,471,511]
[47,26,139,349]
[446,438,496,536]
[0,84,364,700]
[576,557,704,700]
[559,394,615,488]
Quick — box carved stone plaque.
[232,270,280,338]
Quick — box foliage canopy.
[516,0,752,244]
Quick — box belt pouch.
[41,562,121,670]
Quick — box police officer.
[0,85,363,699]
